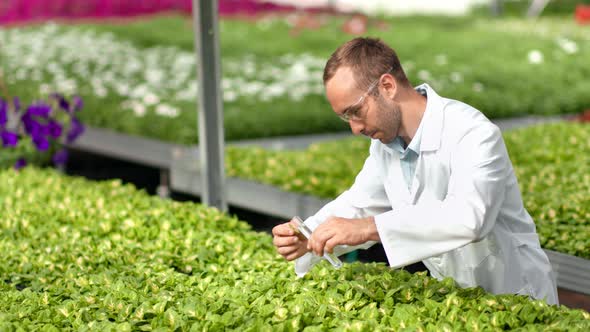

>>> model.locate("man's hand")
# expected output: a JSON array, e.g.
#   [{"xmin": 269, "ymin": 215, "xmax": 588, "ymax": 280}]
[
  {"xmin": 307, "ymin": 216, "xmax": 379, "ymax": 256},
  {"xmin": 272, "ymin": 219, "xmax": 309, "ymax": 261}
]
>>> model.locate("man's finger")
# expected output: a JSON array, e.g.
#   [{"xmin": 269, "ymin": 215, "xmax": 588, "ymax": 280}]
[
  {"xmin": 272, "ymin": 223, "xmax": 294, "ymax": 237},
  {"xmin": 273, "ymin": 236, "xmax": 299, "ymax": 247},
  {"xmin": 285, "ymin": 247, "xmax": 308, "ymax": 261},
  {"xmin": 311, "ymin": 227, "xmax": 334, "ymax": 256},
  {"xmin": 324, "ymin": 238, "xmax": 339, "ymax": 254},
  {"xmin": 277, "ymin": 245, "xmax": 298, "ymax": 256}
]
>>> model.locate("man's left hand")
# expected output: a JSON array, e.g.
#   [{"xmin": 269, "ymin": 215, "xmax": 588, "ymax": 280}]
[{"xmin": 307, "ymin": 216, "xmax": 380, "ymax": 257}]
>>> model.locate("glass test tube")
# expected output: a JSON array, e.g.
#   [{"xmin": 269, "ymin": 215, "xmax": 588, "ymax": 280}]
[{"xmin": 292, "ymin": 216, "xmax": 343, "ymax": 269}]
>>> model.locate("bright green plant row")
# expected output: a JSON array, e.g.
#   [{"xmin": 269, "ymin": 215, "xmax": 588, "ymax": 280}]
[
  {"xmin": 226, "ymin": 122, "xmax": 590, "ymax": 259},
  {"xmin": 1, "ymin": 168, "xmax": 589, "ymax": 330},
  {"xmin": 505, "ymin": 122, "xmax": 590, "ymax": 258},
  {"xmin": 1, "ymin": 15, "xmax": 589, "ymax": 144}
]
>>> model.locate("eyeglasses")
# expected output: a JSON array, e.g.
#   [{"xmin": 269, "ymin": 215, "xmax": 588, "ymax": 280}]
[{"xmin": 337, "ymin": 67, "xmax": 393, "ymax": 123}]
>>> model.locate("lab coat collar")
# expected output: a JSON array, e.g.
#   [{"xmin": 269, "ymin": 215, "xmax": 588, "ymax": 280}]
[{"xmin": 414, "ymin": 83, "xmax": 444, "ymax": 152}]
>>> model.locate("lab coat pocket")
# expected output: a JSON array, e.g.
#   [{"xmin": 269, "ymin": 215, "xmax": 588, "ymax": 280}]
[
  {"xmin": 456, "ymin": 234, "xmax": 499, "ymax": 269},
  {"xmin": 448, "ymin": 234, "xmax": 502, "ymax": 288}
]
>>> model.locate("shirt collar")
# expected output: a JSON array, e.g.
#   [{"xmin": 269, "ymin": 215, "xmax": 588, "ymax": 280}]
[{"xmin": 415, "ymin": 83, "xmax": 444, "ymax": 152}]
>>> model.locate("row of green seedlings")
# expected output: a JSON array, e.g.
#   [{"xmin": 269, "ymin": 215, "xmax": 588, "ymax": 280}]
[
  {"xmin": 226, "ymin": 122, "xmax": 590, "ymax": 259},
  {"xmin": 0, "ymin": 167, "xmax": 588, "ymax": 330}
]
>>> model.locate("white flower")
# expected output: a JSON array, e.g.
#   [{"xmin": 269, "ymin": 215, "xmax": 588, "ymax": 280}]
[
  {"xmin": 145, "ymin": 69, "xmax": 164, "ymax": 85},
  {"xmin": 94, "ymin": 86, "xmax": 108, "ymax": 98},
  {"xmin": 417, "ymin": 70, "xmax": 432, "ymax": 81},
  {"xmin": 24, "ymin": 56, "xmax": 38, "ymax": 68},
  {"xmin": 115, "ymin": 83, "xmax": 130, "ymax": 95},
  {"xmin": 131, "ymin": 85, "xmax": 149, "ymax": 99},
  {"xmin": 287, "ymin": 62, "xmax": 309, "ymax": 82},
  {"xmin": 155, "ymin": 104, "xmax": 180, "ymax": 118},
  {"xmin": 58, "ymin": 79, "xmax": 77, "ymax": 94},
  {"xmin": 0, "ymin": 24, "xmax": 329, "ymax": 107},
  {"xmin": 435, "ymin": 54, "xmax": 448, "ymax": 66},
  {"xmin": 472, "ymin": 82, "xmax": 484, "ymax": 92},
  {"xmin": 243, "ymin": 61, "xmax": 256, "ymax": 76},
  {"xmin": 143, "ymin": 93, "xmax": 160, "ymax": 106},
  {"xmin": 266, "ymin": 83, "xmax": 286, "ymax": 98},
  {"xmin": 242, "ymin": 82, "xmax": 264, "ymax": 96},
  {"xmin": 450, "ymin": 72, "xmax": 463, "ymax": 83},
  {"xmin": 39, "ymin": 83, "xmax": 51, "ymax": 95},
  {"xmin": 175, "ymin": 89, "xmax": 196, "ymax": 101},
  {"xmin": 132, "ymin": 102, "xmax": 146, "ymax": 117},
  {"xmin": 556, "ymin": 38, "xmax": 578, "ymax": 54},
  {"xmin": 223, "ymin": 90, "xmax": 238, "ymax": 102},
  {"xmin": 527, "ymin": 50, "xmax": 544, "ymax": 64}
]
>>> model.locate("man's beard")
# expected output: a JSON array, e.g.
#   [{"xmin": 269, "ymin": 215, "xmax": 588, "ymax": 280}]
[{"xmin": 375, "ymin": 93, "xmax": 401, "ymax": 144}]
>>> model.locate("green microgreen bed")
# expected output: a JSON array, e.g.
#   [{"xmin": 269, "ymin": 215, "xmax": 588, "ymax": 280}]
[
  {"xmin": 1, "ymin": 167, "xmax": 589, "ymax": 330},
  {"xmin": 1, "ymin": 15, "xmax": 588, "ymax": 144},
  {"xmin": 226, "ymin": 122, "xmax": 590, "ymax": 259}
]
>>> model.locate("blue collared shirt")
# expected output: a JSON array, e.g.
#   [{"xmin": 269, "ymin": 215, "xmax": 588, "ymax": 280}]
[{"xmin": 386, "ymin": 87, "xmax": 427, "ymax": 190}]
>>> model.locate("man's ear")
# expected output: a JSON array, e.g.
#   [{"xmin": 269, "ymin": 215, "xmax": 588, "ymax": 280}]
[{"xmin": 380, "ymin": 73, "xmax": 397, "ymax": 100}]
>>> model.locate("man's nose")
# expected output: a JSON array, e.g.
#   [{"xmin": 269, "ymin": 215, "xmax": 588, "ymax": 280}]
[{"xmin": 349, "ymin": 120, "xmax": 364, "ymax": 136}]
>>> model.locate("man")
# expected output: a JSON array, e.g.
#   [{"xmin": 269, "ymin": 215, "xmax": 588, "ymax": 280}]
[{"xmin": 272, "ymin": 37, "xmax": 558, "ymax": 305}]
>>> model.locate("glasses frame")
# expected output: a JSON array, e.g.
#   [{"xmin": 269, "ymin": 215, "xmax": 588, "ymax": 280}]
[{"xmin": 337, "ymin": 67, "xmax": 393, "ymax": 123}]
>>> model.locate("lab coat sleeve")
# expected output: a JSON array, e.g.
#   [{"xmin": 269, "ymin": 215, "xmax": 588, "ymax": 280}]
[
  {"xmin": 374, "ymin": 123, "xmax": 509, "ymax": 268},
  {"xmin": 295, "ymin": 144, "xmax": 391, "ymax": 276},
  {"xmin": 309, "ymin": 144, "xmax": 392, "ymax": 225}
]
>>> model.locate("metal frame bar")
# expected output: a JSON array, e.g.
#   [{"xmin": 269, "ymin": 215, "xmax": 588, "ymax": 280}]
[
  {"xmin": 545, "ymin": 250, "xmax": 590, "ymax": 295},
  {"xmin": 193, "ymin": 0, "xmax": 227, "ymax": 211}
]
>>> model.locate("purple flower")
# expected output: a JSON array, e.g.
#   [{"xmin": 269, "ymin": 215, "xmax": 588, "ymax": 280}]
[
  {"xmin": 3, "ymin": 95, "xmax": 84, "ymax": 169},
  {"xmin": 22, "ymin": 115, "xmax": 42, "ymax": 136},
  {"xmin": 32, "ymin": 134, "xmax": 49, "ymax": 151},
  {"xmin": 51, "ymin": 93, "xmax": 70, "ymax": 112},
  {"xmin": 72, "ymin": 96, "xmax": 83, "ymax": 112},
  {"xmin": 1, "ymin": 130, "xmax": 18, "ymax": 147},
  {"xmin": 52, "ymin": 149, "xmax": 69, "ymax": 166},
  {"xmin": 0, "ymin": 99, "xmax": 7, "ymax": 127},
  {"xmin": 66, "ymin": 117, "xmax": 84, "ymax": 143},
  {"xmin": 25, "ymin": 103, "xmax": 51, "ymax": 118},
  {"xmin": 47, "ymin": 120, "xmax": 62, "ymax": 138},
  {"xmin": 14, "ymin": 158, "xmax": 27, "ymax": 170}
]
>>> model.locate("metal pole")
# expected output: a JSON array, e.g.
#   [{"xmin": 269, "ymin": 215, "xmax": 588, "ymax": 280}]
[
  {"xmin": 192, "ymin": 0, "xmax": 227, "ymax": 212},
  {"xmin": 491, "ymin": 0, "xmax": 503, "ymax": 16},
  {"xmin": 526, "ymin": 0, "xmax": 551, "ymax": 18}
]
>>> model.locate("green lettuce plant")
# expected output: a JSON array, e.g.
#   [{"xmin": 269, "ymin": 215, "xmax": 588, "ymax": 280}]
[{"xmin": 0, "ymin": 167, "xmax": 589, "ymax": 330}]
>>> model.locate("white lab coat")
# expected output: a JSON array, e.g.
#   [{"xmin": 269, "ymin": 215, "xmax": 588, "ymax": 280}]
[{"xmin": 296, "ymin": 84, "xmax": 559, "ymax": 305}]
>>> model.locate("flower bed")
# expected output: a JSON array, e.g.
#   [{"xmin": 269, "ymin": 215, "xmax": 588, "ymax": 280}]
[
  {"xmin": 1, "ymin": 15, "xmax": 588, "ymax": 144},
  {"xmin": 226, "ymin": 122, "xmax": 590, "ymax": 259},
  {"xmin": 1, "ymin": 167, "xmax": 589, "ymax": 329},
  {"xmin": 0, "ymin": 94, "xmax": 85, "ymax": 169}
]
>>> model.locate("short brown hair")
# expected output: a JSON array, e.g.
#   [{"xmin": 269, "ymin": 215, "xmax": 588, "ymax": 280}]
[{"xmin": 323, "ymin": 37, "xmax": 411, "ymax": 91}]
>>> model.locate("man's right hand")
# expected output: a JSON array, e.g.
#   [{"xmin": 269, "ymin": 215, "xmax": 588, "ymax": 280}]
[{"xmin": 272, "ymin": 219, "xmax": 309, "ymax": 261}]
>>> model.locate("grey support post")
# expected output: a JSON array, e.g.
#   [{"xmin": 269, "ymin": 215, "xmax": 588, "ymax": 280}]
[
  {"xmin": 192, "ymin": 0, "xmax": 228, "ymax": 211},
  {"xmin": 491, "ymin": 0, "xmax": 503, "ymax": 16}
]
